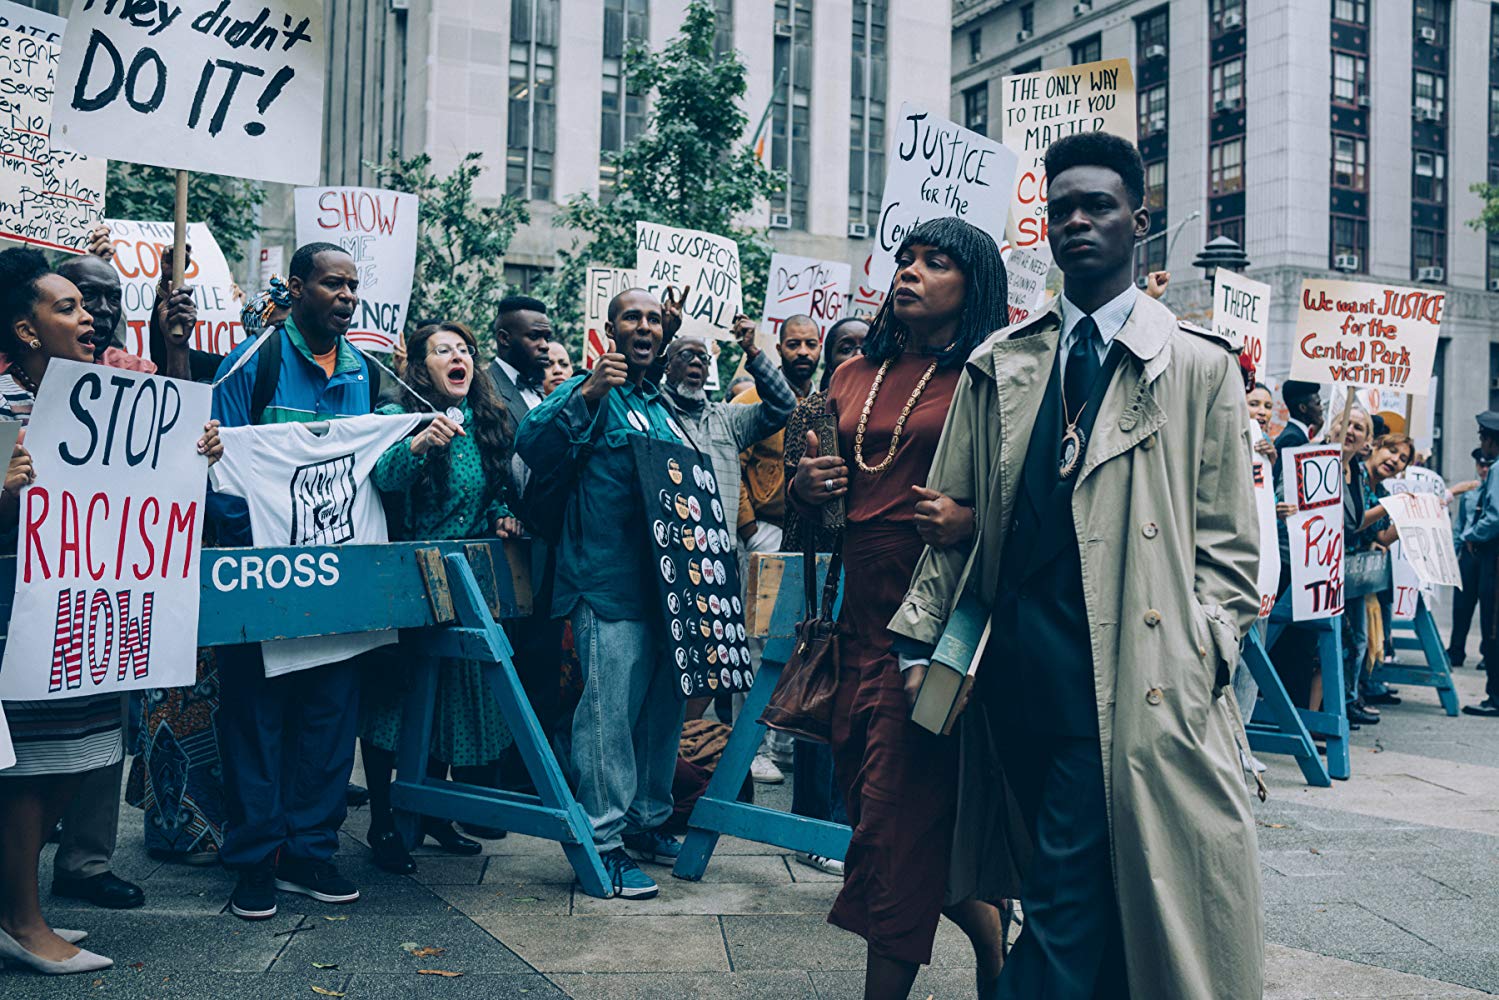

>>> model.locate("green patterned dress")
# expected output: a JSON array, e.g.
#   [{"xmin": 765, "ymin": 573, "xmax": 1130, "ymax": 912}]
[{"xmin": 360, "ymin": 400, "xmax": 513, "ymax": 766}]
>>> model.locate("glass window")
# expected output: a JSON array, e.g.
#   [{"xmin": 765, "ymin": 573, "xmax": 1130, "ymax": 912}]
[
  {"xmin": 1136, "ymin": 8, "xmax": 1169, "ymax": 57},
  {"xmin": 1209, "ymin": 138, "xmax": 1244, "ymax": 195},
  {"xmin": 1413, "ymin": 228, "xmax": 1446, "ymax": 272},
  {"xmin": 1414, "ymin": 0, "xmax": 1449, "ymax": 45},
  {"xmin": 969, "ymin": 28, "xmax": 982, "ymax": 64},
  {"xmin": 963, "ymin": 83, "xmax": 989, "ymax": 136},
  {"xmin": 1020, "ymin": 3, "xmax": 1034, "ymax": 33},
  {"xmin": 713, "ymin": 0, "xmax": 733, "ymax": 56},
  {"xmin": 1210, "ymin": 0, "xmax": 1245, "ymax": 30},
  {"xmin": 1138, "ymin": 85, "xmax": 1167, "ymax": 136},
  {"xmin": 600, "ymin": 0, "xmax": 649, "ymax": 195},
  {"xmin": 771, "ymin": 0, "xmax": 814, "ymax": 228},
  {"xmin": 1210, "ymin": 56, "xmax": 1244, "ymax": 108},
  {"xmin": 1331, "ymin": 134, "xmax": 1367, "ymax": 190},
  {"xmin": 1487, "ymin": 234, "xmax": 1499, "ymax": 289},
  {"xmin": 1134, "ymin": 233, "xmax": 1167, "ymax": 276},
  {"xmin": 1413, "ymin": 150, "xmax": 1446, "ymax": 202},
  {"xmin": 1414, "ymin": 71, "xmax": 1446, "ymax": 120},
  {"xmin": 1209, "ymin": 218, "xmax": 1245, "ymax": 246},
  {"xmin": 1331, "ymin": 52, "xmax": 1366, "ymax": 105},
  {"xmin": 1071, "ymin": 34, "xmax": 1101, "ymax": 65},
  {"xmin": 507, "ymin": 0, "xmax": 559, "ymax": 202},
  {"xmin": 1333, "ymin": 0, "xmax": 1367, "ymax": 23},
  {"xmin": 1012, "ymin": 58, "xmax": 1042, "ymax": 74},
  {"xmin": 1144, "ymin": 159, "xmax": 1166, "ymax": 212},
  {"xmin": 848, "ymin": 0, "xmax": 887, "ymax": 230},
  {"xmin": 1490, "ymin": 86, "xmax": 1499, "ymax": 137},
  {"xmin": 1330, "ymin": 215, "xmax": 1367, "ymax": 269}
]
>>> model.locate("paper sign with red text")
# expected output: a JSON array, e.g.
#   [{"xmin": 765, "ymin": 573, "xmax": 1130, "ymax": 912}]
[
  {"xmin": 1282, "ymin": 444, "xmax": 1344, "ymax": 621},
  {"xmin": 1379, "ymin": 490, "xmax": 1461, "ymax": 588},
  {"xmin": 583, "ymin": 264, "xmax": 637, "ymax": 370},
  {"xmin": 295, "ymin": 187, "xmax": 417, "ymax": 352},
  {"xmin": 106, "ymin": 219, "xmax": 241, "ymax": 358},
  {"xmin": 1214, "ymin": 269, "xmax": 1271, "ymax": 367},
  {"xmin": 1291, "ymin": 279, "xmax": 1442, "ymax": 393}
]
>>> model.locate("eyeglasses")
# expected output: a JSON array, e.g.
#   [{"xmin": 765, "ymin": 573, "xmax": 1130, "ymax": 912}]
[
  {"xmin": 675, "ymin": 349, "xmax": 711, "ymax": 364},
  {"xmin": 431, "ymin": 343, "xmax": 473, "ymax": 358}
]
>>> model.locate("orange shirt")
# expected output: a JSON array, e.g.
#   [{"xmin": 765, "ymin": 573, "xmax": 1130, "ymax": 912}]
[{"xmin": 313, "ymin": 345, "xmax": 338, "ymax": 378}]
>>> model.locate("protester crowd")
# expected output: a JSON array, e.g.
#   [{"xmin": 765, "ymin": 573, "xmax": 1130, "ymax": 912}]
[{"xmin": 0, "ymin": 132, "xmax": 1492, "ymax": 1000}]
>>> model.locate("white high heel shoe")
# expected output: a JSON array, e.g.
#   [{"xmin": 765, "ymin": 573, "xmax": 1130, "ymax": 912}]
[
  {"xmin": 55, "ymin": 929, "xmax": 88, "ymax": 944},
  {"xmin": 0, "ymin": 927, "xmax": 112, "ymax": 974}
]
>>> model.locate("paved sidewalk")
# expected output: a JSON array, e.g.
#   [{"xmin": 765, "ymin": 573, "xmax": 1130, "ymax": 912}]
[{"xmin": 12, "ymin": 656, "xmax": 1499, "ymax": 998}]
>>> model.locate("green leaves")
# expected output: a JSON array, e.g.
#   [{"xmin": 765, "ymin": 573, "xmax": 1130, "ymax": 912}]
[{"xmin": 104, "ymin": 163, "xmax": 266, "ymax": 266}]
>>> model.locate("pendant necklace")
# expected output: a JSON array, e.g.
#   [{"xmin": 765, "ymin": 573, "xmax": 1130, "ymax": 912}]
[
  {"xmin": 1057, "ymin": 378, "xmax": 1087, "ymax": 480},
  {"xmin": 854, "ymin": 357, "xmax": 939, "ymax": 474}
]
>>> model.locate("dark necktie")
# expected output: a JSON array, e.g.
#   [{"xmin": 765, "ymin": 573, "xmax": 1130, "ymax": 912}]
[{"xmin": 1064, "ymin": 316, "xmax": 1101, "ymax": 424}]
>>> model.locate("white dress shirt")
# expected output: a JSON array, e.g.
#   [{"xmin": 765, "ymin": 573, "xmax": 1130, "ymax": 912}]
[
  {"xmin": 496, "ymin": 356, "xmax": 542, "ymax": 411},
  {"xmin": 1057, "ymin": 285, "xmax": 1139, "ymax": 381}
]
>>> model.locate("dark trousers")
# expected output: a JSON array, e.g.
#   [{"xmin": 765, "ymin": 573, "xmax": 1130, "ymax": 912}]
[
  {"xmin": 498, "ymin": 614, "xmax": 564, "ymax": 793},
  {"xmin": 997, "ymin": 734, "xmax": 1127, "ymax": 1000},
  {"xmin": 790, "ymin": 738, "xmax": 848, "ymax": 826},
  {"xmin": 1449, "ymin": 547, "xmax": 1480, "ymax": 662},
  {"xmin": 216, "ymin": 644, "xmax": 361, "ymax": 868},
  {"xmin": 1478, "ymin": 553, "xmax": 1499, "ymax": 704}
]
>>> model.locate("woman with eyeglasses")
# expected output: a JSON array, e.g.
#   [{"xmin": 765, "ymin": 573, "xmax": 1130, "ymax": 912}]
[{"xmin": 359, "ymin": 321, "xmax": 523, "ymax": 874}]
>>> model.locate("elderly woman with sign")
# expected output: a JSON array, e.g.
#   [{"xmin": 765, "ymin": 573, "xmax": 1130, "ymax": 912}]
[{"xmin": 0, "ymin": 247, "xmax": 222, "ymax": 976}]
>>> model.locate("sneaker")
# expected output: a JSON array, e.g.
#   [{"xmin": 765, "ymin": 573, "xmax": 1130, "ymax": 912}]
[
  {"xmin": 275, "ymin": 858, "xmax": 360, "ymax": 904},
  {"xmin": 750, "ymin": 754, "xmax": 784, "ymax": 784},
  {"xmin": 1461, "ymin": 699, "xmax": 1499, "ymax": 717},
  {"xmin": 230, "ymin": 862, "xmax": 278, "ymax": 920},
  {"xmin": 795, "ymin": 852, "xmax": 846, "ymax": 876},
  {"xmin": 622, "ymin": 829, "xmax": 682, "ymax": 866},
  {"xmin": 602, "ymin": 847, "xmax": 659, "ymax": 899}
]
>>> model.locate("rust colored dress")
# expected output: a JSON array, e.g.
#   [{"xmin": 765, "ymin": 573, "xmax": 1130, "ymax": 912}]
[{"xmin": 822, "ymin": 352, "xmax": 964, "ymax": 966}]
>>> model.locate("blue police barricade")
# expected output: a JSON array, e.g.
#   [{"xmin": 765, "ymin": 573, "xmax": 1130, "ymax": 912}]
[{"xmin": 1376, "ymin": 595, "xmax": 1460, "ymax": 716}]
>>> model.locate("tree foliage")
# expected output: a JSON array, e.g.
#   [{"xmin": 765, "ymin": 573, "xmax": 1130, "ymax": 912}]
[
  {"xmin": 1467, "ymin": 182, "xmax": 1499, "ymax": 235},
  {"xmin": 372, "ymin": 151, "xmax": 530, "ymax": 351},
  {"xmin": 104, "ymin": 163, "xmax": 266, "ymax": 265},
  {"xmin": 544, "ymin": 0, "xmax": 781, "ymax": 367}
]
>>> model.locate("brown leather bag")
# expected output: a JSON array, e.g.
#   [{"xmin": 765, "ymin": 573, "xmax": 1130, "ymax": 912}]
[{"xmin": 759, "ymin": 537, "xmax": 842, "ymax": 743}]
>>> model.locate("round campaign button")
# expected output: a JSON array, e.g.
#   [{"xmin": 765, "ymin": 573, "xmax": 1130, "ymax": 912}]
[
  {"xmin": 706, "ymin": 528, "xmax": 721, "ymax": 554},
  {"xmin": 445, "ymin": 406, "xmax": 465, "ymax": 426},
  {"xmin": 714, "ymin": 560, "xmax": 727, "ymax": 586},
  {"xmin": 652, "ymin": 520, "xmax": 669, "ymax": 548},
  {"xmin": 688, "ymin": 496, "xmax": 702, "ymax": 522},
  {"xmin": 687, "ymin": 560, "xmax": 701, "ymax": 585},
  {"xmin": 713, "ymin": 619, "xmax": 724, "ymax": 640},
  {"xmin": 711, "ymin": 498, "xmax": 724, "ymax": 524},
  {"xmin": 728, "ymin": 645, "xmax": 740, "ymax": 666},
  {"xmin": 659, "ymin": 490, "xmax": 674, "ymax": 515},
  {"xmin": 679, "ymin": 673, "xmax": 693, "ymax": 696},
  {"xmin": 694, "ymin": 526, "xmax": 708, "ymax": 551},
  {"xmin": 674, "ymin": 648, "xmax": 686, "ymax": 669},
  {"xmin": 691, "ymin": 648, "xmax": 702, "ymax": 666},
  {"xmin": 731, "ymin": 595, "xmax": 742, "ymax": 615},
  {"xmin": 732, "ymin": 668, "xmax": 744, "ymax": 688},
  {"xmin": 671, "ymin": 619, "xmax": 683, "ymax": 641},
  {"xmin": 667, "ymin": 593, "xmax": 680, "ymax": 615},
  {"xmin": 706, "ymin": 646, "xmax": 718, "ymax": 665},
  {"xmin": 682, "ymin": 525, "xmax": 696, "ymax": 551},
  {"xmin": 742, "ymin": 666, "xmax": 754, "ymax": 686},
  {"xmin": 674, "ymin": 493, "xmax": 690, "ymax": 519},
  {"xmin": 700, "ymin": 619, "xmax": 711, "ymax": 638},
  {"xmin": 667, "ymin": 457, "xmax": 683, "ymax": 485},
  {"xmin": 704, "ymin": 469, "xmax": 717, "ymax": 494},
  {"xmin": 696, "ymin": 593, "xmax": 709, "ymax": 614},
  {"xmin": 720, "ymin": 668, "xmax": 733, "ymax": 689},
  {"xmin": 718, "ymin": 643, "xmax": 729, "ymax": 664},
  {"xmin": 737, "ymin": 623, "xmax": 746, "ymax": 642},
  {"xmin": 659, "ymin": 557, "xmax": 676, "ymax": 583},
  {"xmin": 709, "ymin": 594, "xmax": 721, "ymax": 615},
  {"xmin": 707, "ymin": 671, "xmax": 719, "ymax": 690},
  {"xmin": 627, "ymin": 410, "xmax": 649, "ymax": 432},
  {"xmin": 693, "ymin": 465, "xmax": 706, "ymax": 489}
]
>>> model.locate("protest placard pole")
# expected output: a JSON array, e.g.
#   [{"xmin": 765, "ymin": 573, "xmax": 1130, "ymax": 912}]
[{"xmin": 170, "ymin": 169, "xmax": 189, "ymax": 340}]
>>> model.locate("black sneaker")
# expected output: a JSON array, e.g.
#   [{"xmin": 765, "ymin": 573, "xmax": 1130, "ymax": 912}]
[
  {"xmin": 275, "ymin": 858, "xmax": 360, "ymax": 904},
  {"xmin": 230, "ymin": 862, "xmax": 278, "ymax": 920}
]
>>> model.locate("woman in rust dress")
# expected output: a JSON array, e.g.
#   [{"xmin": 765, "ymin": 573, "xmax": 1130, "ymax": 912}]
[{"xmin": 790, "ymin": 217, "xmax": 1009, "ymax": 1000}]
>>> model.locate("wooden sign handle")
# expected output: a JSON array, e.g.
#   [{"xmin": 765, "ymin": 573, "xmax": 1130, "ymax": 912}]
[{"xmin": 169, "ymin": 169, "xmax": 188, "ymax": 341}]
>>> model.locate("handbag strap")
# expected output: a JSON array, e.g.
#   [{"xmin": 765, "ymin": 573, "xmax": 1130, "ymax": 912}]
[
  {"xmin": 800, "ymin": 531, "xmax": 844, "ymax": 622},
  {"xmin": 818, "ymin": 531, "xmax": 844, "ymax": 621}
]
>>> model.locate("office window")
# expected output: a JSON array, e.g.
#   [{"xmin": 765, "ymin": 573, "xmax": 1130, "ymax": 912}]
[
  {"xmin": 848, "ymin": 0, "xmax": 887, "ymax": 230},
  {"xmin": 507, "ymin": 0, "xmax": 558, "ymax": 202},
  {"xmin": 1071, "ymin": 34, "xmax": 1101, "ymax": 65},
  {"xmin": 503, "ymin": 263, "xmax": 552, "ymax": 294},
  {"xmin": 1013, "ymin": 58, "xmax": 1042, "ymax": 74},
  {"xmin": 713, "ymin": 0, "xmax": 733, "ymax": 56},
  {"xmin": 1413, "ymin": 150, "xmax": 1446, "ymax": 202},
  {"xmin": 1210, "ymin": 56, "xmax": 1244, "ymax": 108},
  {"xmin": 1332, "ymin": 52, "xmax": 1366, "ymax": 105},
  {"xmin": 1487, "ymin": 234, "xmax": 1499, "ymax": 289},
  {"xmin": 1211, "ymin": 0, "xmax": 1244, "ymax": 29},
  {"xmin": 1134, "ymin": 235, "xmax": 1167, "ymax": 275},
  {"xmin": 771, "ymin": 0, "xmax": 814, "ymax": 228},
  {"xmin": 1331, "ymin": 215, "xmax": 1367, "ymax": 268},
  {"xmin": 969, "ymin": 28, "xmax": 982, "ymax": 64},
  {"xmin": 600, "ymin": 0, "xmax": 649, "ymax": 194},
  {"xmin": 1490, "ymin": 86, "xmax": 1499, "ymax": 137},
  {"xmin": 1020, "ymin": 4, "xmax": 1034, "ymax": 34},
  {"xmin": 1414, "ymin": 71, "xmax": 1446, "ymax": 120},
  {"xmin": 1413, "ymin": 228, "xmax": 1446, "ymax": 272},
  {"xmin": 1144, "ymin": 159, "xmax": 1166, "ymax": 213},
  {"xmin": 1136, "ymin": 8, "xmax": 1169, "ymax": 57},
  {"xmin": 1332, "ymin": 0, "xmax": 1366, "ymax": 23},
  {"xmin": 1138, "ymin": 85, "xmax": 1167, "ymax": 137},
  {"xmin": 1414, "ymin": 0, "xmax": 1449, "ymax": 45},
  {"xmin": 1209, "ymin": 218, "xmax": 1245, "ymax": 246},
  {"xmin": 963, "ymin": 84, "xmax": 989, "ymax": 136},
  {"xmin": 1331, "ymin": 134, "xmax": 1367, "ymax": 190},
  {"xmin": 1209, "ymin": 138, "xmax": 1244, "ymax": 194}
]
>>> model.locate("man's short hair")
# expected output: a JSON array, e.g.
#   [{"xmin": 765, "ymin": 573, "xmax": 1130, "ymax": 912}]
[
  {"xmin": 1043, "ymin": 132, "xmax": 1146, "ymax": 209},
  {"xmin": 779, "ymin": 314, "xmax": 816, "ymax": 339},
  {"xmin": 1281, "ymin": 380, "xmax": 1322, "ymax": 409},
  {"xmin": 496, "ymin": 294, "xmax": 547, "ymax": 319},
  {"xmin": 289, "ymin": 242, "xmax": 347, "ymax": 282},
  {"xmin": 607, "ymin": 287, "xmax": 657, "ymax": 325}
]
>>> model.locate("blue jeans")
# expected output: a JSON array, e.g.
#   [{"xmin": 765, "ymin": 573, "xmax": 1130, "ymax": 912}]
[{"xmin": 568, "ymin": 601, "xmax": 684, "ymax": 853}]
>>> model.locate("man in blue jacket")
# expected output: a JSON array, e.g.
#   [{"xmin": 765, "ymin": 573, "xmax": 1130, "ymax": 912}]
[
  {"xmin": 1461, "ymin": 412, "xmax": 1499, "ymax": 717},
  {"xmin": 209, "ymin": 243, "xmax": 378, "ymax": 919}
]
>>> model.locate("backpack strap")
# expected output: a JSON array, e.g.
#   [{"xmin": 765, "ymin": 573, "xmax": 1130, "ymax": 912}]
[
  {"xmin": 366, "ymin": 353, "xmax": 382, "ymax": 412},
  {"xmin": 248, "ymin": 326, "xmax": 284, "ymax": 425}
]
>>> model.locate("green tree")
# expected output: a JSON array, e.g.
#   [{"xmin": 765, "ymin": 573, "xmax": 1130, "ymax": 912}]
[
  {"xmin": 544, "ymin": 0, "xmax": 781, "ymax": 372},
  {"xmin": 372, "ymin": 150, "xmax": 530, "ymax": 351},
  {"xmin": 1468, "ymin": 182, "xmax": 1499, "ymax": 236},
  {"xmin": 104, "ymin": 163, "xmax": 266, "ymax": 265}
]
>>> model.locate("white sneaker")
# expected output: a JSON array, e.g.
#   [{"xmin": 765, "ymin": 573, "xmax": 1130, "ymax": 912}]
[
  {"xmin": 796, "ymin": 852, "xmax": 845, "ymax": 876},
  {"xmin": 750, "ymin": 754, "xmax": 784, "ymax": 784}
]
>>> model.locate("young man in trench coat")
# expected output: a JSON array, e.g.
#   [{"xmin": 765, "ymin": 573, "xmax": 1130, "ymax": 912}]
[{"xmin": 889, "ymin": 133, "xmax": 1264, "ymax": 999}]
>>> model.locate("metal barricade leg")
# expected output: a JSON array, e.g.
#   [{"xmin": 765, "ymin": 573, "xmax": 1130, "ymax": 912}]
[{"xmin": 1243, "ymin": 629, "xmax": 1331, "ymax": 787}]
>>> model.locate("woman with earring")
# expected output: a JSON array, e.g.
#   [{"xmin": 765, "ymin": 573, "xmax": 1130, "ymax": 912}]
[
  {"xmin": 0, "ymin": 248, "xmax": 221, "ymax": 974},
  {"xmin": 789, "ymin": 218, "xmax": 1010, "ymax": 1000}
]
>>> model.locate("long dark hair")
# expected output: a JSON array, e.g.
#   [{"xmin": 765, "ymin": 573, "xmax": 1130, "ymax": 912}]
[
  {"xmin": 397, "ymin": 322, "xmax": 513, "ymax": 508},
  {"xmin": 863, "ymin": 217, "xmax": 1007, "ymax": 370}
]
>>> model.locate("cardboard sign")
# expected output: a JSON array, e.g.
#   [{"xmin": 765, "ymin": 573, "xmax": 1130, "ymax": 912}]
[
  {"xmin": 107, "ymin": 218, "xmax": 242, "ymax": 358},
  {"xmin": 52, "ymin": 0, "xmax": 325, "ymax": 186},
  {"xmin": 582, "ymin": 264, "xmax": 637, "ymax": 370},
  {"xmin": 762, "ymin": 253, "xmax": 850, "ymax": 344},
  {"xmin": 849, "ymin": 252, "xmax": 887, "ymax": 318},
  {"xmin": 1379, "ymin": 490, "xmax": 1461, "ymax": 588},
  {"xmin": 1292, "ymin": 279, "xmax": 1442, "ymax": 393},
  {"xmin": 1251, "ymin": 443, "xmax": 1280, "ymax": 619},
  {"xmin": 258, "ymin": 244, "xmax": 283, "ymax": 289},
  {"xmin": 295, "ymin": 186, "xmax": 417, "ymax": 352},
  {"xmin": 1214, "ymin": 269, "xmax": 1271, "ymax": 369},
  {"xmin": 0, "ymin": 29, "xmax": 107, "ymax": 254},
  {"xmin": 1004, "ymin": 248, "xmax": 1050, "ymax": 325},
  {"xmin": 0, "ymin": 361, "xmax": 210, "ymax": 700},
  {"xmin": 1389, "ymin": 540, "xmax": 1421, "ymax": 622},
  {"xmin": 1000, "ymin": 59, "xmax": 1136, "ymax": 267},
  {"xmin": 1282, "ymin": 444, "xmax": 1344, "ymax": 621},
  {"xmin": 0, "ymin": 0, "xmax": 64, "ymax": 43},
  {"xmin": 634, "ymin": 222, "xmax": 742, "ymax": 341},
  {"xmin": 867, "ymin": 103, "xmax": 1019, "ymax": 292},
  {"xmin": 630, "ymin": 436, "xmax": 753, "ymax": 699}
]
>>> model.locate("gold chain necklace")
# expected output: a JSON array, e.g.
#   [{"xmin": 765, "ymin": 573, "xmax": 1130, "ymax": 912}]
[{"xmin": 854, "ymin": 357, "xmax": 939, "ymax": 474}]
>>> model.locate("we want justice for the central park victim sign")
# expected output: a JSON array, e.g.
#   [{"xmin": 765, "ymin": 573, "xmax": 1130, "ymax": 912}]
[{"xmin": 1291, "ymin": 279, "xmax": 1443, "ymax": 392}]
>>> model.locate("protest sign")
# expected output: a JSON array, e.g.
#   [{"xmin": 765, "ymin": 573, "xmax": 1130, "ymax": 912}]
[
  {"xmin": 0, "ymin": 29, "xmax": 107, "ymax": 254},
  {"xmin": 762, "ymin": 253, "xmax": 850, "ymax": 343},
  {"xmin": 1250, "ymin": 443, "xmax": 1280, "ymax": 619},
  {"xmin": 0, "ymin": 0, "xmax": 64, "ymax": 43},
  {"xmin": 1004, "ymin": 247, "xmax": 1050, "ymax": 325},
  {"xmin": 295, "ymin": 186, "xmax": 417, "ymax": 352},
  {"xmin": 107, "ymin": 219, "xmax": 242, "ymax": 357},
  {"xmin": 635, "ymin": 222, "xmax": 742, "ymax": 341},
  {"xmin": 51, "ymin": 0, "xmax": 325, "ymax": 186},
  {"xmin": 0, "ymin": 360, "xmax": 210, "ymax": 700},
  {"xmin": 867, "ymin": 103, "xmax": 1019, "ymax": 292},
  {"xmin": 1292, "ymin": 279, "xmax": 1442, "ymax": 393},
  {"xmin": 1000, "ymin": 59, "xmax": 1136, "ymax": 267},
  {"xmin": 1390, "ymin": 540, "xmax": 1422, "ymax": 622},
  {"xmin": 1213, "ymin": 269, "xmax": 1271, "ymax": 368},
  {"xmin": 1282, "ymin": 444, "xmax": 1344, "ymax": 621},
  {"xmin": 850, "ymin": 253, "xmax": 887, "ymax": 317},
  {"xmin": 583, "ymin": 264, "xmax": 637, "ymax": 370},
  {"xmin": 1379, "ymin": 490, "xmax": 1462, "ymax": 589},
  {"xmin": 258, "ymin": 244, "xmax": 283, "ymax": 289}
]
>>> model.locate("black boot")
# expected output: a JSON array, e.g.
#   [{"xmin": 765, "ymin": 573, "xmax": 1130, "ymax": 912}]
[{"xmin": 421, "ymin": 819, "xmax": 483, "ymax": 856}]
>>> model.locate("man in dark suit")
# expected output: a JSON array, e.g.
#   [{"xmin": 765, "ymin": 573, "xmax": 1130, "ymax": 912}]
[
  {"xmin": 1272, "ymin": 379, "xmax": 1324, "ymax": 483},
  {"xmin": 489, "ymin": 295, "xmax": 553, "ymax": 448}
]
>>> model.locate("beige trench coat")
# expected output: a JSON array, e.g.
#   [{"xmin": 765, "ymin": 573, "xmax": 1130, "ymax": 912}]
[{"xmin": 890, "ymin": 291, "xmax": 1264, "ymax": 999}]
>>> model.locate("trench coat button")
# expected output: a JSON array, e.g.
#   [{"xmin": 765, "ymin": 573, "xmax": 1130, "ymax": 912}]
[
  {"xmin": 1141, "ymin": 522, "xmax": 1158, "ymax": 539},
  {"xmin": 1198, "ymin": 644, "xmax": 1208, "ymax": 657},
  {"xmin": 1143, "ymin": 609, "xmax": 1162, "ymax": 627},
  {"xmin": 1141, "ymin": 434, "xmax": 1156, "ymax": 451},
  {"xmin": 1146, "ymin": 687, "xmax": 1163, "ymax": 706}
]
